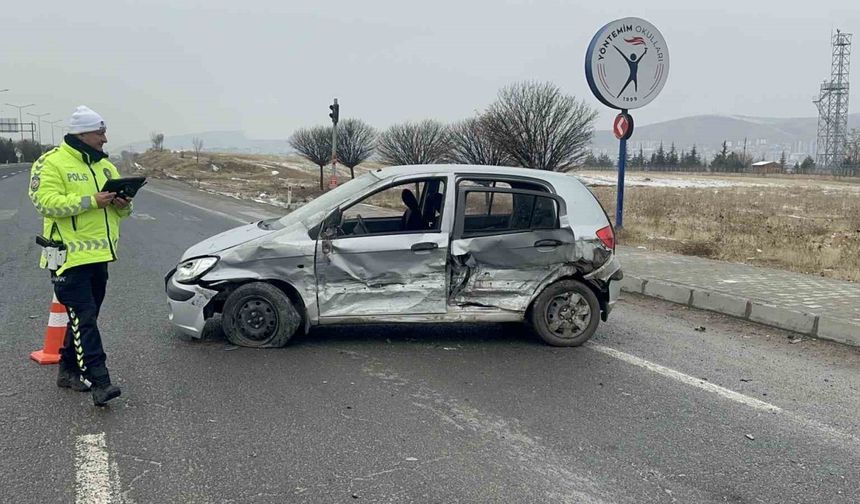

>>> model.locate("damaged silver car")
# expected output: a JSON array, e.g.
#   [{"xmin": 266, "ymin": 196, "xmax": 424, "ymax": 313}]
[{"xmin": 165, "ymin": 165, "xmax": 622, "ymax": 347}]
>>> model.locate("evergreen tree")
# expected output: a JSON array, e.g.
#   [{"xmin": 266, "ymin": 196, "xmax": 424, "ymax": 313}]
[
  {"xmin": 667, "ymin": 142, "xmax": 679, "ymax": 169},
  {"xmin": 687, "ymin": 145, "xmax": 701, "ymax": 168},
  {"xmin": 711, "ymin": 141, "xmax": 729, "ymax": 172},
  {"xmin": 653, "ymin": 142, "xmax": 666, "ymax": 169},
  {"xmin": 596, "ymin": 153, "xmax": 613, "ymax": 167},
  {"xmin": 779, "ymin": 151, "xmax": 786, "ymax": 172},
  {"xmin": 800, "ymin": 155, "xmax": 815, "ymax": 174}
]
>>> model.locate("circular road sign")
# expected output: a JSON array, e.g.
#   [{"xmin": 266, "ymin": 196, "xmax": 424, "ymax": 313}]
[
  {"xmin": 585, "ymin": 17, "xmax": 670, "ymax": 110},
  {"xmin": 613, "ymin": 112, "xmax": 634, "ymax": 140}
]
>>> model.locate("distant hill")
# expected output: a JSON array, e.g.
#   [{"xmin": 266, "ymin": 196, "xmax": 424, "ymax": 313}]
[
  {"xmin": 591, "ymin": 113, "xmax": 860, "ymax": 160},
  {"xmin": 116, "ymin": 130, "xmax": 291, "ymax": 155}
]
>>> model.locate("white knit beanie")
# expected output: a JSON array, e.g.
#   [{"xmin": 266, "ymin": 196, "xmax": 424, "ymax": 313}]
[{"xmin": 67, "ymin": 105, "xmax": 106, "ymax": 134}]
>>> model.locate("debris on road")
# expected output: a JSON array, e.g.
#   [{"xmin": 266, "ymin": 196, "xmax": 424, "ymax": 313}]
[
  {"xmin": 745, "ymin": 434, "xmax": 755, "ymax": 441},
  {"xmin": 740, "ymin": 378, "xmax": 752, "ymax": 382},
  {"xmin": 694, "ymin": 326, "xmax": 706, "ymax": 332},
  {"xmin": 405, "ymin": 457, "xmax": 418, "ymax": 461}
]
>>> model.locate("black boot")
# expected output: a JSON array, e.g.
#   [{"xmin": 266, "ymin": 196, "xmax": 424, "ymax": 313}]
[
  {"xmin": 87, "ymin": 366, "xmax": 121, "ymax": 407},
  {"xmin": 57, "ymin": 360, "xmax": 91, "ymax": 392}
]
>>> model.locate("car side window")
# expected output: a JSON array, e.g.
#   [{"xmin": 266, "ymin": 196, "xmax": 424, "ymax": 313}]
[
  {"xmin": 460, "ymin": 189, "xmax": 559, "ymax": 237},
  {"xmin": 337, "ymin": 178, "xmax": 446, "ymax": 237}
]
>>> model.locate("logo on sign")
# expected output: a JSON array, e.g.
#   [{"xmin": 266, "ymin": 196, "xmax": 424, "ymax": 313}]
[{"xmin": 585, "ymin": 18, "xmax": 670, "ymax": 110}]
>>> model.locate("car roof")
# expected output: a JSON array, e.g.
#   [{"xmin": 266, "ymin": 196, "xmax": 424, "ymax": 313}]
[{"xmin": 372, "ymin": 164, "xmax": 574, "ymax": 182}]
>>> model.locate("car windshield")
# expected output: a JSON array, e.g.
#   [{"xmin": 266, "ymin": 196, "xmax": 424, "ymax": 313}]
[{"xmin": 274, "ymin": 171, "xmax": 382, "ymax": 229}]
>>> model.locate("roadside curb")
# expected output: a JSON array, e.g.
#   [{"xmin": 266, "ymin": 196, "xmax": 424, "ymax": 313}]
[{"xmin": 619, "ymin": 275, "xmax": 860, "ymax": 349}]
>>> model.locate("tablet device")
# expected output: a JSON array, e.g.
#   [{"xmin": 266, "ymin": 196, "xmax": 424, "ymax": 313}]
[{"xmin": 102, "ymin": 176, "xmax": 147, "ymax": 199}]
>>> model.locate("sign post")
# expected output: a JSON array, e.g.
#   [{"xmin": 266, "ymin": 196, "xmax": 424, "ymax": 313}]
[{"xmin": 585, "ymin": 17, "xmax": 669, "ymax": 228}]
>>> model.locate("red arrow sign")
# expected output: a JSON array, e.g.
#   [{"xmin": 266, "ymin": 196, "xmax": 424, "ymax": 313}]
[{"xmin": 613, "ymin": 113, "xmax": 633, "ymax": 140}]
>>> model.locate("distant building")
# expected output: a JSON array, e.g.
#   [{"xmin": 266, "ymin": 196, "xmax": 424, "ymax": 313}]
[{"xmin": 750, "ymin": 160, "xmax": 781, "ymax": 174}]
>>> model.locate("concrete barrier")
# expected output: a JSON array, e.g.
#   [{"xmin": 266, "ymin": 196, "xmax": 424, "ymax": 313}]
[
  {"xmin": 619, "ymin": 275, "xmax": 645, "ymax": 294},
  {"xmin": 691, "ymin": 290, "xmax": 750, "ymax": 319},
  {"xmin": 643, "ymin": 280, "xmax": 693, "ymax": 305},
  {"xmin": 748, "ymin": 303, "xmax": 816, "ymax": 335},
  {"xmin": 816, "ymin": 317, "xmax": 860, "ymax": 347}
]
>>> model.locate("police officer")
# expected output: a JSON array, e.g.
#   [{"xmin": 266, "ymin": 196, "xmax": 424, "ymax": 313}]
[{"xmin": 29, "ymin": 105, "xmax": 132, "ymax": 406}]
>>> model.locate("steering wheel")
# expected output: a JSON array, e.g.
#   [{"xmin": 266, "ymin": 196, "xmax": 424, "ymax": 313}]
[{"xmin": 354, "ymin": 214, "xmax": 369, "ymax": 235}]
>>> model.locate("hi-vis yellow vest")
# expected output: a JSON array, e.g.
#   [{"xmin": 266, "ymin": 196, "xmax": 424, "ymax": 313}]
[{"xmin": 28, "ymin": 141, "xmax": 132, "ymax": 275}]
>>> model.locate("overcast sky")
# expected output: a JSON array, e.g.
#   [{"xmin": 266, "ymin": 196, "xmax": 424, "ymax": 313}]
[{"xmin": 3, "ymin": 0, "xmax": 858, "ymax": 147}]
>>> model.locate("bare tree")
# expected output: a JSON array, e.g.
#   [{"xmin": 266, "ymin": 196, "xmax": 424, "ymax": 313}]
[
  {"xmin": 846, "ymin": 129, "xmax": 860, "ymax": 167},
  {"xmin": 482, "ymin": 81, "xmax": 598, "ymax": 171},
  {"xmin": 289, "ymin": 126, "xmax": 332, "ymax": 190},
  {"xmin": 150, "ymin": 132, "xmax": 164, "ymax": 151},
  {"xmin": 448, "ymin": 116, "xmax": 513, "ymax": 166},
  {"xmin": 192, "ymin": 137, "xmax": 204, "ymax": 165},
  {"xmin": 337, "ymin": 119, "xmax": 376, "ymax": 179},
  {"xmin": 376, "ymin": 120, "xmax": 450, "ymax": 166}
]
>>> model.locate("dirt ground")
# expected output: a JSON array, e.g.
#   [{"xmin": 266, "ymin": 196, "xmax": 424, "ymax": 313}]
[
  {"xmin": 581, "ymin": 170, "xmax": 860, "ymax": 283},
  {"xmin": 119, "ymin": 150, "xmax": 382, "ymax": 208}
]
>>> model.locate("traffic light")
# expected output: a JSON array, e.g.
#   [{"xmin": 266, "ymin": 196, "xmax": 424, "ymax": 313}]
[{"xmin": 329, "ymin": 101, "xmax": 339, "ymax": 124}]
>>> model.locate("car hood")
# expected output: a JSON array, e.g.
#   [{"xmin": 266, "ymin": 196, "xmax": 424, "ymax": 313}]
[{"xmin": 180, "ymin": 222, "xmax": 274, "ymax": 261}]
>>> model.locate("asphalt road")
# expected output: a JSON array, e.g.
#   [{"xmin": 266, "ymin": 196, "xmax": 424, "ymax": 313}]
[{"xmin": 1, "ymin": 170, "xmax": 859, "ymax": 503}]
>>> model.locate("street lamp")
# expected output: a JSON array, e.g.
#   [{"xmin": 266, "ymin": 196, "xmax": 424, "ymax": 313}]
[
  {"xmin": 46, "ymin": 119, "xmax": 63, "ymax": 146},
  {"xmin": 27, "ymin": 112, "xmax": 50, "ymax": 145},
  {"xmin": 5, "ymin": 103, "xmax": 34, "ymax": 141}
]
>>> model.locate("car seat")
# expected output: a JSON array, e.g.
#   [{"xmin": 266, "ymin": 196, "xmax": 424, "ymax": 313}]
[{"xmin": 401, "ymin": 189, "xmax": 424, "ymax": 231}]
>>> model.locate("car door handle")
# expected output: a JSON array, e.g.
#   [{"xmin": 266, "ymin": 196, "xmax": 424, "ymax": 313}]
[
  {"xmin": 411, "ymin": 242, "xmax": 439, "ymax": 252},
  {"xmin": 534, "ymin": 239, "xmax": 562, "ymax": 248}
]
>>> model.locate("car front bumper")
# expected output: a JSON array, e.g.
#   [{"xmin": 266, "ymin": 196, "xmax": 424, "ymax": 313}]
[{"xmin": 165, "ymin": 271, "xmax": 218, "ymax": 339}]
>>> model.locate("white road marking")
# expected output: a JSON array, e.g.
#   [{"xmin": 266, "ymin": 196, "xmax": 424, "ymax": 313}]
[
  {"xmin": 590, "ymin": 344, "xmax": 860, "ymax": 445},
  {"xmin": 75, "ymin": 433, "xmax": 118, "ymax": 504},
  {"xmin": 142, "ymin": 186, "xmax": 249, "ymax": 224},
  {"xmin": 589, "ymin": 344, "xmax": 780, "ymax": 412},
  {"xmin": 0, "ymin": 209, "xmax": 18, "ymax": 220}
]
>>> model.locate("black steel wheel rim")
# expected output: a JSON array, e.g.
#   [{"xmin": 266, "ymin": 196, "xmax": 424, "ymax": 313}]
[
  {"xmin": 236, "ymin": 297, "xmax": 279, "ymax": 341},
  {"xmin": 545, "ymin": 292, "xmax": 591, "ymax": 339}
]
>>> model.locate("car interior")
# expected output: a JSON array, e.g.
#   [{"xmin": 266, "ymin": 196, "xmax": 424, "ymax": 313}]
[{"xmin": 339, "ymin": 178, "xmax": 446, "ymax": 236}]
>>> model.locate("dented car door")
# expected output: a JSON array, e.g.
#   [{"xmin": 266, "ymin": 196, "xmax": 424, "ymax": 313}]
[
  {"xmin": 315, "ymin": 180, "xmax": 450, "ymax": 318},
  {"xmin": 449, "ymin": 187, "xmax": 573, "ymax": 312}
]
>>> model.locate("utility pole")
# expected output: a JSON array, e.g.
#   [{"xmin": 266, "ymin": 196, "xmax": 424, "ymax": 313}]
[
  {"xmin": 27, "ymin": 112, "xmax": 49, "ymax": 145},
  {"xmin": 328, "ymin": 98, "xmax": 339, "ymax": 189},
  {"xmin": 5, "ymin": 102, "xmax": 34, "ymax": 141}
]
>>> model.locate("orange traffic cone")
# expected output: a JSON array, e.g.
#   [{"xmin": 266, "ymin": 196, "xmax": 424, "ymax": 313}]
[{"xmin": 30, "ymin": 294, "xmax": 68, "ymax": 365}]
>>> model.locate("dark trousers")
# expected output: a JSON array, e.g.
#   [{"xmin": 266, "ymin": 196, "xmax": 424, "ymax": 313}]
[{"xmin": 52, "ymin": 262, "xmax": 109, "ymax": 373}]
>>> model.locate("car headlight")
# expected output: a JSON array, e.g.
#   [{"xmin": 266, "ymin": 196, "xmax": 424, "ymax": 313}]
[{"xmin": 174, "ymin": 256, "xmax": 219, "ymax": 284}]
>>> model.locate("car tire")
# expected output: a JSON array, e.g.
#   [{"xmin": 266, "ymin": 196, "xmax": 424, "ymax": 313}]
[
  {"xmin": 222, "ymin": 282, "xmax": 301, "ymax": 348},
  {"xmin": 530, "ymin": 279, "xmax": 600, "ymax": 347}
]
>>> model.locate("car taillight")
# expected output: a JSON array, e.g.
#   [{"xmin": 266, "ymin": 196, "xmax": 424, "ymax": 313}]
[{"xmin": 596, "ymin": 225, "xmax": 615, "ymax": 250}]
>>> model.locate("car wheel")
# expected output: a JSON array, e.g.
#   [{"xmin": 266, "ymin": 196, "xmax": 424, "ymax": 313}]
[
  {"xmin": 531, "ymin": 279, "xmax": 600, "ymax": 347},
  {"xmin": 222, "ymin": 282, "xmax": 301, "ymax": 348}
]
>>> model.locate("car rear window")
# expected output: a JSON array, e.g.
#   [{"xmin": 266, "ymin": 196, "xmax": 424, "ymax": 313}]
[{"xmin": 462, "ymin": 190, "xmax": 559, "ymax": 236}]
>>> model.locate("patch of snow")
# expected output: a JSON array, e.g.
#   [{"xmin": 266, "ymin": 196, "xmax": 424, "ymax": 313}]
[
  {"xmin": 211, "ymin": 164, "xmax": 220, "ymax": 172},
  {"xmin": 271, "ymin": 170, "xmax": 279, "ymax": 176},
  {"xmin": 573, "ymin": 174, "xmax": 779, "ymax": 189}
]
